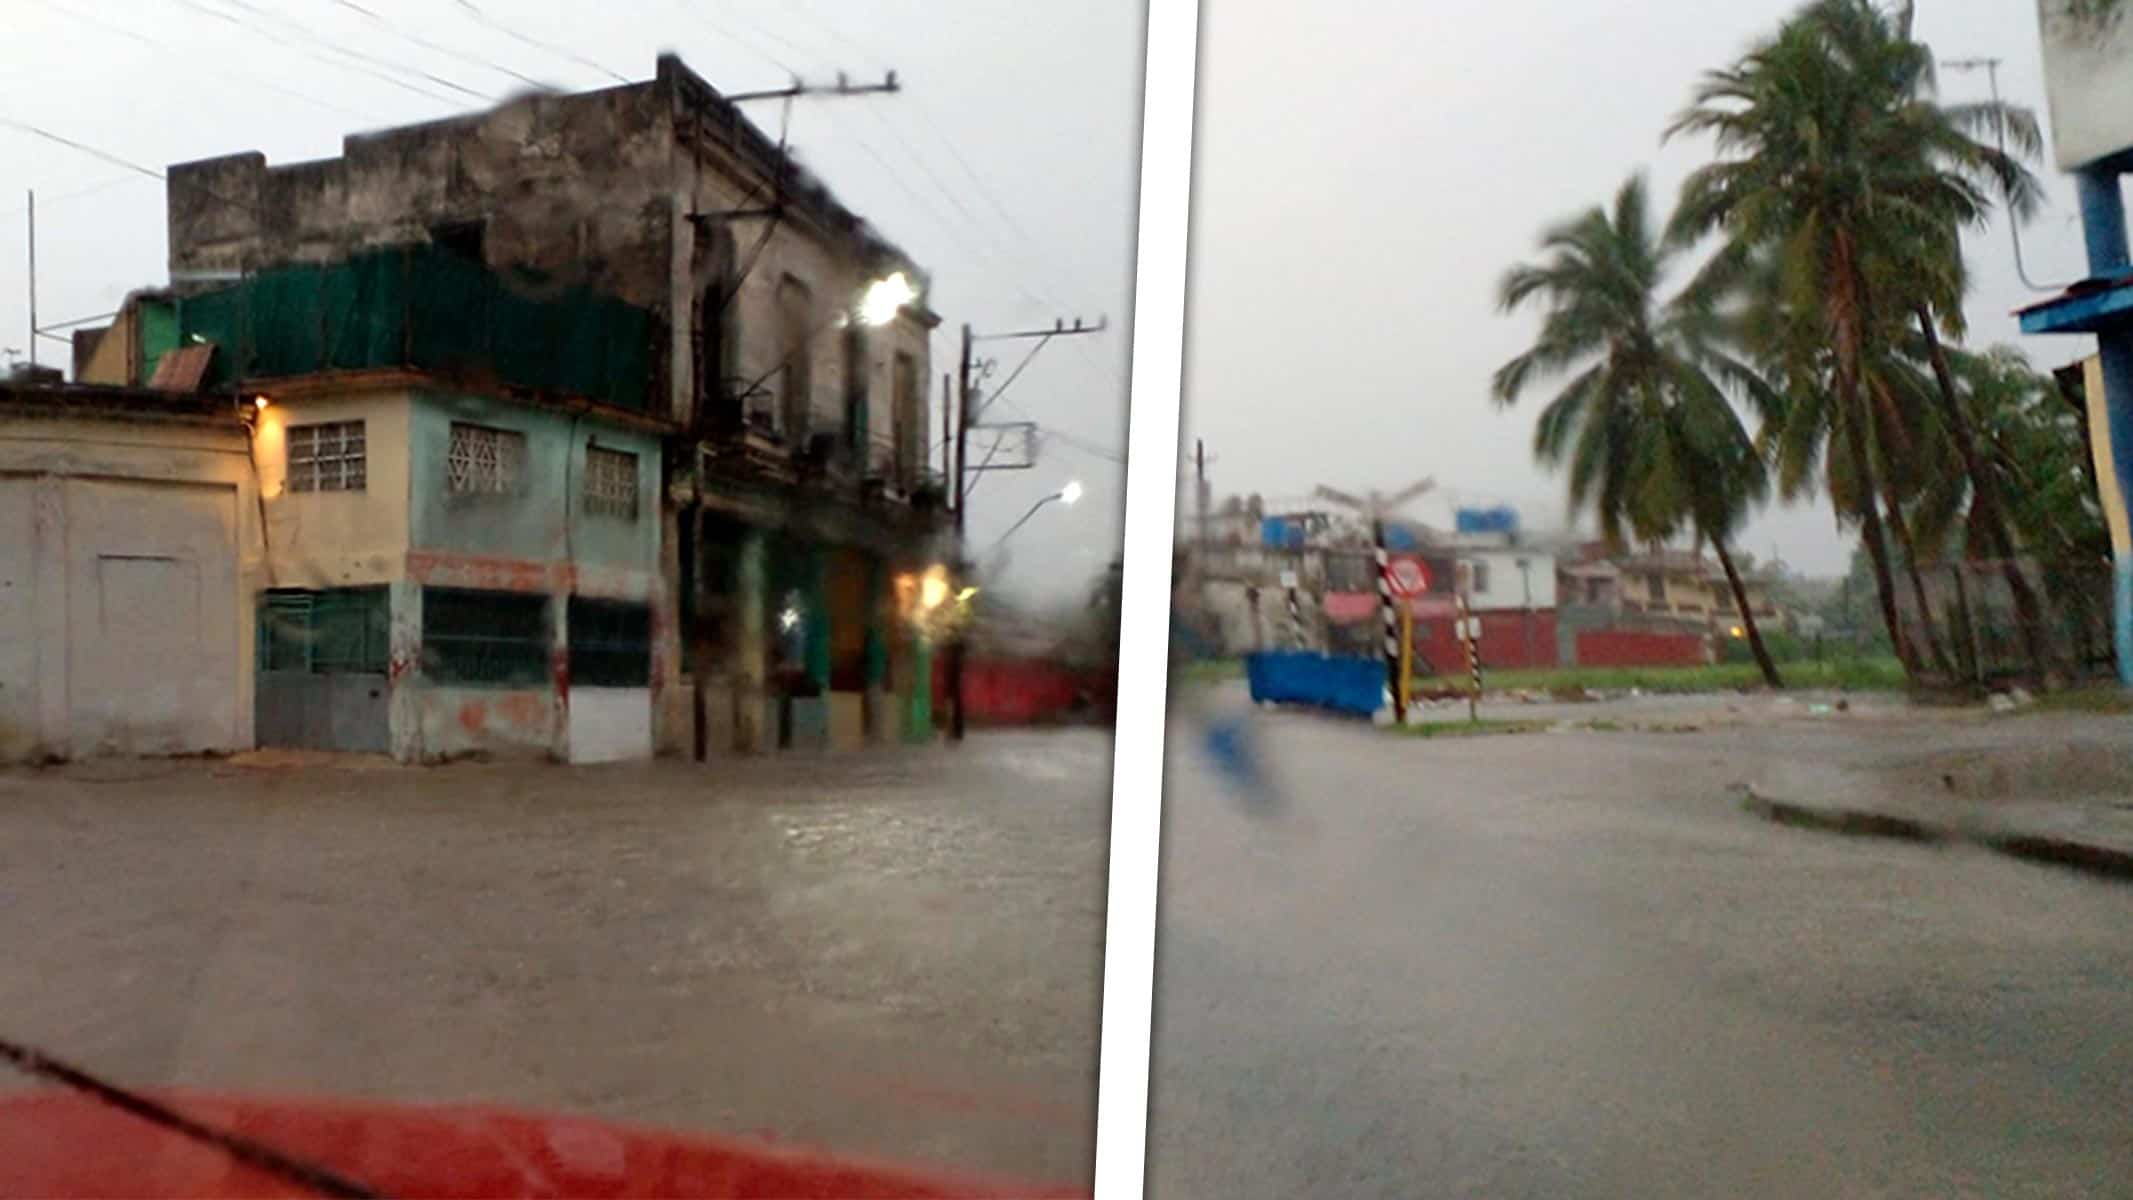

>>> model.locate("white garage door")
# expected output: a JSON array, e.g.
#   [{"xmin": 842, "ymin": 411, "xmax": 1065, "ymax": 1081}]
[
  {"xmin": 63, "ymin": 480, "xmax": 240, "ymax": 756},
  {"xmin": 0, "ymin": 479, "xmax": 37, "ymax": 760}
]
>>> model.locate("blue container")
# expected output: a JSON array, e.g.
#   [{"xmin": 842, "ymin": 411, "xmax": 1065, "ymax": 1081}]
[
  {"xmin": 1261, "ymin": 516, "xmax": 1307, "ymax": 550},
  {"xmin": 1455, "ymin": 506, "xmax": 1519, "ymax": 536},
  {"xmin": 1245, "ymin": 651, "xmax": 1383, "ymax": 717}
]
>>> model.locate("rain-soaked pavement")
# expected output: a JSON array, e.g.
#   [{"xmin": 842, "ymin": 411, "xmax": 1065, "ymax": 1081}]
[
  {"xmin": 0, "ymin": 731, "xmax": 1109, "ymax": 1187},
  {"xmin": 1150, "ymin": 695, "xmax": 2133, "ymax": 1198}
]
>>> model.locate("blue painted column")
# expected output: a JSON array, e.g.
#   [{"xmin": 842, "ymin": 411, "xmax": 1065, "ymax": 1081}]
[
  {"xmin": 2076, "ymin": 168, "xmax": 2130, "ymax": 278},
  {"xmin": 2078, "ymin": 165, "xmax": 2133, "ymax": 686}
]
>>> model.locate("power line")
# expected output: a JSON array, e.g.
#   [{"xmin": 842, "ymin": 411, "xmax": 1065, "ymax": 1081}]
[
  {"xmin": 451, "ymin": 0, "xmax": 630, "ymax": 85},
  {"xmin": 320, "ymin": 0, "xmax": 554, "ymax": 93},
  {"xmin": 0, "ymin": 173, "xmax": 151, "ymax": 220},
  {"xmin": 855, "ymin": 101, "xmax": 1068, "ymax": 307},
  {"xmin": 0, "ymin": 118, "xmax": 277, "ymax": 229},
  {"xmin": 779, "ymin": 0, "xmax": 1094, "ymax": 312},
  {"xmin": 33, "ymin": 0, "xmax": 387, "ymax": 124},
  {"xmin": 663, "ymin": 0, "xmax": 798, "ymax": 78},
  {"xmin": 723, "ymin": 4, "xmax": 823, "ymax": 71},
  {"xmin": 158, "ymin": 0, "xmax": 469, "ymax": 109},
  {"xmin": 670, "ymin": 4, "xmax": 1079, "ymax": 319},
  {"xmin": 178, "ymin": 0, "xmax": 492, "ymax": 106}
]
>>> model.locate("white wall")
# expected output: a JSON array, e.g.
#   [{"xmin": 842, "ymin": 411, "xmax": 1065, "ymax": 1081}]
[
  {"xmin": 0, "ymin": 414, "xmax": 258, "ymax": 763},
  {"xmin": 0, "ymin": 479, "xmax": 38, "ymax": 760},
  {"xmin": 2039, "ymin": 1, "xmax": 2133, "ymax": 169},
  {"xmin": 568, "ymin": 687, "xmax": 654, "ymax": 764},
  {"xmin": 1458, "ymin": 549, "xmax": 1558, "ymax": 613}
]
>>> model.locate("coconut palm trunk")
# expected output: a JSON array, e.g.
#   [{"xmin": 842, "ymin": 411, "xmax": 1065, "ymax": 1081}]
[
  {"xmin": 1710, "ymin": 534, "xmax": 1783, "ymax": 687},
  {"xmin": 1829, "ymin": 257, "xmax": 1916, "ymax": 674},
  {"xmin": 1912, "ymin": 305, "xmax": 2055, "ymax": 674}
]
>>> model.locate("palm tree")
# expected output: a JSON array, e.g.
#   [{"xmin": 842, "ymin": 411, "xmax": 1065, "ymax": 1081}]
[
  {"xmin": 1665, "ymin": 0, "xmax": 2043, "ymax": 679},
  {"xmin": 1494, "ymin": 173, "xmax": 1785, "ymax": 687}
]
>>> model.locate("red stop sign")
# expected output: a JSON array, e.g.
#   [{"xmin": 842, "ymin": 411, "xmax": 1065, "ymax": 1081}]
[{"xmin": 1387, "ymin": 555, "xmax": 1429, "ymax": 597}]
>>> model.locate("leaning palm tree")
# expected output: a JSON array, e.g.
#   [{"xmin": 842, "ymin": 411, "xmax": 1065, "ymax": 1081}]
[
  {"xmin": 1494, "ymin": 173, "xmax": 1785, "ymax": 687},
  {"xmin": 1665, "ymin": 0, "xmax": 2043, "ymax": 679}
]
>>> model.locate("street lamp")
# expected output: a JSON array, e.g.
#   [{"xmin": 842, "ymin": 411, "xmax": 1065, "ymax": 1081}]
[
  {"xmin": 857, "ymin": 272, "xmax": 918, "ymax": 327},
  {"xmin": 990, "ymin": 480, "xmax": 1083, "ymax": 553},
  {"xmin": 733, "ymin": 271, "xmax": 924, "ymax": 403}
]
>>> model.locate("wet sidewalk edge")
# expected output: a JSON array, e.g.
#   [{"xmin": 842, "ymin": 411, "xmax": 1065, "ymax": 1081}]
[{"xmin": 1732, "ymin": 786, "xmax": 2133, "ymax": 884}]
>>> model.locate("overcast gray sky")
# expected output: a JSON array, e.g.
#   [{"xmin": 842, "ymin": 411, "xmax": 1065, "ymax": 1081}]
[
  {"xmin": 1186, "ymin": 0, "xmax": 2097, "ymax": 578},
  {"xmin": 0, "ymin": 0, "xmax": 1139, "ymax": 605}
]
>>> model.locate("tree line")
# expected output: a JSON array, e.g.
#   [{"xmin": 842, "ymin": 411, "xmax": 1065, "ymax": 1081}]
[{"xmin": 1493, "ymin": 0, "xmax": 2109, "ymax": 688}]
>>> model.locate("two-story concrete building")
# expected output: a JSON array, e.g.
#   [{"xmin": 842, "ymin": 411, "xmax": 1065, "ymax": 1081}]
[{"xmin": 101, "ymin": 54, "xmax": 951, "ymax": 763}]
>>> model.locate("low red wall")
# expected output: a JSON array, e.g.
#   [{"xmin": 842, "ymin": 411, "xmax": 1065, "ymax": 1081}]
[
  {"xmin": 1414, "ymin": 610, "xmax": 1560, "ymax": 673},
  {"xmin": 1574, "ymin": 629, "xmax": 1708, "ymax": 668},
  {"xmin": 932, "ymin": 656, "xmax": 1115, "ymax": 726}
]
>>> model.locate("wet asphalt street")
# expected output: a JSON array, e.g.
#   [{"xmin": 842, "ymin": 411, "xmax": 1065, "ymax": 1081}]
[
  {"xmin": 0, "ymin": 732, "xmax": 1109, "ymax": 1188},
  {"xmin": 1148, "ymin": 701, "xmax": 2133, "ymax": 1198}
]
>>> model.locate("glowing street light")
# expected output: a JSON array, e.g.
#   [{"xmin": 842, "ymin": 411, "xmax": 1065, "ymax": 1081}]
[
  {"xmin": 989, "ymin": 480, "xmax": 1084, "ymax": 554},
  {"xmin": 858, "ymin": 272, "xmax": 918, "ymax": 328},
  {"xmin": 919, "ymin": 568, "xmax": 950, "ymax": 613}
]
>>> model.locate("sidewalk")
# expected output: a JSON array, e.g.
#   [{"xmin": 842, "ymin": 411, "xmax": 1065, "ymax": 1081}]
[{"xmin": 1731, "ymin": 718, "xmax": 2133, "ymax": 881}]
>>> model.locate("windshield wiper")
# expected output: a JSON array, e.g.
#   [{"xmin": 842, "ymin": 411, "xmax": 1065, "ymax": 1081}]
[{"xmin": 0, "ymin": 1035, "xmax": 382, "ymax": 1199}]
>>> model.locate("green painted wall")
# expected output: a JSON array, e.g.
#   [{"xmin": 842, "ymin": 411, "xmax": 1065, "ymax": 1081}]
[
  {"xmin": 863, "ymin": 557, "xmax": 887, "ymax": 688},
  {"xmin": 138, "ymin": 300, "xmax": 178, "ymax": 383},
  {"xmin": 907, "ymin": 633, "xmax": 933, "ymax": 740},
  {"xmin": 407, "ymin": 391, "xmax": 660, "ymax": 577}
]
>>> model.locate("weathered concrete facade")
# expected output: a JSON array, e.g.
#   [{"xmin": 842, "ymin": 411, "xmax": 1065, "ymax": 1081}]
[
  {"xmin": 240, "ymin": 373, "xmax": 665, "ymax": 763},
  {"xmin": 163, "ymin": 54, "xmax": 947, "ymax": 760},
  {"xmin": 0, "ymin": 387, "xmax": 261, "ymax": 762},
  {"xmin": 165, "ymin": 54, "xmax": 934, "ymax": 465}
]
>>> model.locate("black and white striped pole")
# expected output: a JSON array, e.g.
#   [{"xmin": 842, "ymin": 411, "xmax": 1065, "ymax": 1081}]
[
  {"xmin": 1283, "ymin": 569, "xmax": 1304, "ymax": 649},
  {"xmin": 1374, "ymin": 519, "xmax": 1405, "ymax": 724},
  {"xmin": 1456, "ymin": 591, "xmax": 1483, "ymax": 723}
]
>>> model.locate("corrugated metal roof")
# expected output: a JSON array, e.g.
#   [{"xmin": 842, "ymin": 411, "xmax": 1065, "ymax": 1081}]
[{"xmin": 148, "ymin": 344, "xmax": 215, "ymax": 393}]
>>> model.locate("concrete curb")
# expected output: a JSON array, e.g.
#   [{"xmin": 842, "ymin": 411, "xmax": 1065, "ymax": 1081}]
[
  {"xmin": 1735, "ymin": 792, "xmax": 1946, "ymax": 845},
  {"xmin": 1733, "ymin": 788, "xmax": 2133, "ymax": 884}
]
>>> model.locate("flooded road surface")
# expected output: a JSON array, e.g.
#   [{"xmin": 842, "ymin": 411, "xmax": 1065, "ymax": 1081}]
[
  {"xmin": 0, "ymin": 731, "xmax": 1109, "ymax": 1187},
  {"xmin": 1150, "ymin": 706, "xmax": 2133, "ymax": 1198}
]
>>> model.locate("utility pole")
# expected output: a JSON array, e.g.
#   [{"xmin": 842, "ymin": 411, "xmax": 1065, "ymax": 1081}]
[
  {"xmin": 682, "ymin": 72, "xmax": 903, "ymax": 762},
  {"xmin": 949, "ymin": 324, "xmax": 974, "ymax": 742},
  {"xmin": 947, "ymin": 315, "xmax": 1106, "ymax": 741},
  {"xmin": 25, "ymin": 190, "xmax": 34, "ymax": 371},
  {"xmin": 1194, "ymin": 439, "xmax": 1210, "ymax": 556}
]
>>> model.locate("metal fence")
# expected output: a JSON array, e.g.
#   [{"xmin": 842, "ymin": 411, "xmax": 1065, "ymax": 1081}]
[{"xmin": 1890, "ymin": 559, "xmax": 2116, "ymax": 686}]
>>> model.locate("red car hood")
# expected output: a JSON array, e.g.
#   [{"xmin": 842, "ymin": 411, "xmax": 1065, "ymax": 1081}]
[{"xmin": 0, "ymin": 1089, "xmax": 1077, "ymax": 1199}]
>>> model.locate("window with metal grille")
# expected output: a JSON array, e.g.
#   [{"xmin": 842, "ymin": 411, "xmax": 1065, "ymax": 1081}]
[
  {"xmin": 421, "ymin": 587, "xmax": 549, "ymax": 686},
  {"xmin": 583, "ymin": 446, "xmax": 639, "ymax": 519},
  {"xmin": 893, "ymin": 352, "xmax": 919, "ymax": 488},
  {"xmin": 568, "ymin": 597, "xmax": 651, "ymax": 688},
  {"xmin": 1469, "ymin": 561, "xmax": 1491, "ymax": 595},
  {"xmin": 446, "ymin": 422, "xmax": 525, "ymax": 496},
  {"xmin": 286, "ymin": 421, "xmax": 366, "ymax": 493},
  {"xmin": 259, "ymin": 588, "xmax": 389, "ymax": 674}
]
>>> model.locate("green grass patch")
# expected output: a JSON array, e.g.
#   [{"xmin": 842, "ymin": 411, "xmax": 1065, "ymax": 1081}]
[
  {"xmin": 1417, "ymin": 656, "xmax": 1907, "ymax": 696},
  {"xmin": 1395, "ymin": 718, "xmax": 1553, "ymax": 739},
  {"xmin": 1174, "ymin": 658, "xmax": 1245, "ymax": 686}
]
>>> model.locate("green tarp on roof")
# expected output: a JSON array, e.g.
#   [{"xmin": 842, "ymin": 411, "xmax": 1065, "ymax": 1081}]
[{"xmin": 176, "ymin": 245, "xmax": 655, "ymax": 412}]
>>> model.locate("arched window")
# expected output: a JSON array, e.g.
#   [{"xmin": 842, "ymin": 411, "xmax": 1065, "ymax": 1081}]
[
  {"xmin": 776, "ymin": 275, "xmax": 814, "ymax": 443},
  {"xmin": 692, "ymin": 225, "xmax": 738, "ymax": 432}
]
